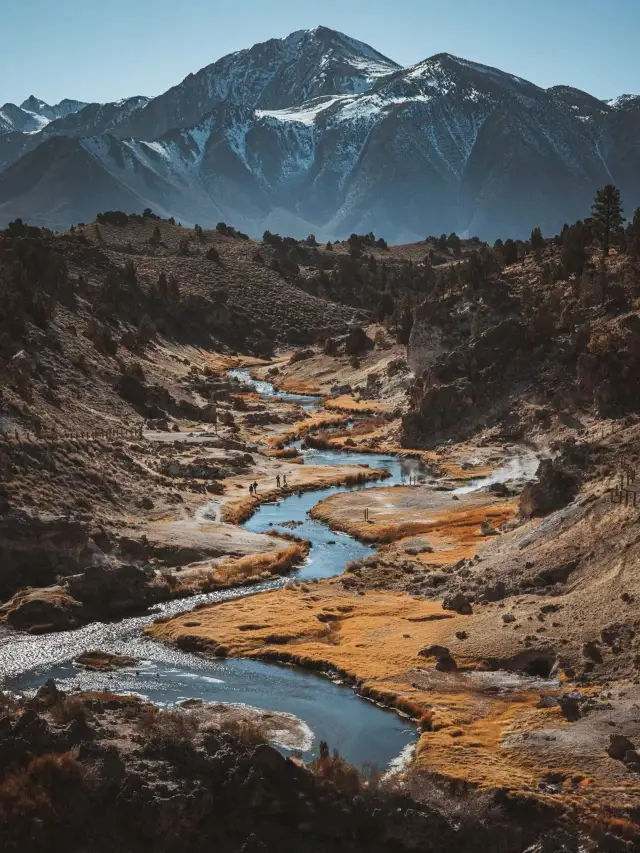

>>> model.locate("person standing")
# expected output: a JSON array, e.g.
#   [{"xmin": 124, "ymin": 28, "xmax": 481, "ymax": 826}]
[{"xmin": 276, "ymin": 474, "xmax": 281, "ymax": 488}]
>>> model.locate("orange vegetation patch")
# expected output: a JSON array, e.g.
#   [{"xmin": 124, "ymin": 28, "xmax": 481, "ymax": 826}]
[
  {"xmin": 263, "ymin": 447, "xmax": 300, "ymax": 459},
  {"xmin": 267, "ymin": 412, "xmax": 350, "ymax": 447},
  {"xmin": 148, "ymin": 581, "xmax": 638, "ymax": 814},
  {"xmin": 310, "ymin": 486, "xmax": 517, "ymax": 552},
  {"xmin": 148, "ymin": 582, "xmax": 474, "ymax": 707},
  {"xmin": 276, "ymin": 378, "xmax": 322, "ymax": 395},
  {"xmin": 232, "ymin": 392, "xmax": 263, "ymax": 405},
  {"xmin": 211, "ymin": 541, "xmax": 309, "ymax": 586},
  {"xmin": 324, "ymin": 395, "xmax": 393, "ymax": 414}
]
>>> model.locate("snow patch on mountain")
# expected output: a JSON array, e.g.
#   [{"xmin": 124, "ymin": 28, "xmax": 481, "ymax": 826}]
[{"xmin": 607, "ymin": 93, "xmax": 640, "ymax": 109}]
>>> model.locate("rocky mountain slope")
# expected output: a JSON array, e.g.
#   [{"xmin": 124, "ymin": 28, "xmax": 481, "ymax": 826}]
[{"xmin": 1, "ymin": 27, "xmax": 639, "ymax": 240}]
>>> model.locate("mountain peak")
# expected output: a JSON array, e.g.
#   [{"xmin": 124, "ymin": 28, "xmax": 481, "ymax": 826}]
[
  {"xmin": 277, "ymin": 25, "xmax": 399, "ymax": 68},
  {"xmin": 607, "ymin": 93, "xmax": 640, "ymax": 109},
  {"xmin": 20, "ymin": 95, "xmax": 50, "ymax": 114}
]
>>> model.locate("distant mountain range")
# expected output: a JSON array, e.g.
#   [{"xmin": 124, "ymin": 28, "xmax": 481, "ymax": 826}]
[{"xmin": 1, "ymin": 25, "xmax": 639, "ymax": 240}]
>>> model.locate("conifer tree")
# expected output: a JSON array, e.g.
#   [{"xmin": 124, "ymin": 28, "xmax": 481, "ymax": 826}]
[
  {"xmin": 530, "ymin": 227, "xmax": 544, "ymax": 250},
  {"xmin": 592, "ymin": 184, "xmax": 624, "ymax": 259},
  {"xmin": 630, "ymin": 208, "xmax": 640, "ymax": 258},
  {"xmin": 502, "ymin": 239, "xmax": 518, "ymax": 265},
  {"xmin": 561, "ymin": 224, "xmax": 587, "ymax": 278}
]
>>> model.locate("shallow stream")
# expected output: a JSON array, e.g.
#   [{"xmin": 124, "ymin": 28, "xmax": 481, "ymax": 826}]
[{"xmin": 0, "ymin": 370, "xmax": 539, "ymax": 769}]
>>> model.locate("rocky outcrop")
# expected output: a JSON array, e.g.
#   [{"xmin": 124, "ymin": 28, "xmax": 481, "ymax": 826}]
[
  {"xmin": 577, "ymin": 314, "xmax": 640, "ymax": 416},
  {"xmin": 442, "ymin": 591, "xmax": 473, "ymax": 615},
  {"xmin": 1, "ymin": 561, "xmax": 171, "ymax": 634},
  {"xmin": 344, "ymin": 326, "xmax": 374, "ymax": 356},
  {"xmin": 519, "ymin": 456, "xmax": 582, "ymax": 519},
  {"xmin": 2, "ymin": 587, "xmax": 83, "ymax": 632},
  {"xmin": 66, "ymin": 562, "xmax": 165, "ymax": 618},
  {"xmin": 0, "ymin": 510, "xmax": 90, "ymax": 600},
  {"xmin": 402, "ymin": 318, "xmax": 530, "ymax": 447}
]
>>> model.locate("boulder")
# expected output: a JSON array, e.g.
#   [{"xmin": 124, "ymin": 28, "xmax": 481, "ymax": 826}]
[
  {"xmin": 115, "ymin": 374, "xmax": 148, "ymax": 406},
  {"xmin": 519, "ymin": 458, "xmax": 581, "ymax": 519},
  {"xmin": 418, "ymin": 645, "xmax": 457, "ymax": 672},
  {"xmin": 344, "ymin": 326, "xmax": 374, "ymax": 356},
  {"xmin": 289, "ymin": 348, "xmax": 314, "ymax": 365},
  {"xmin": 607, "ymin": 734, "xmax": 636, "ymax": 761},
  {"xmin": 29, "ymin": 679, "xmax": 63, "ymax": 709},
  {"xmin": 67, "ymin": 562, "xmax": 160, "ymax": 616},
  {"xmin": 3, "ymin": 588, "xmax": 83, "ymax": 633},
  {"xmin": 558, "ymin": 693, "xmax": 582, "ymax": 722},
  {"xmin": 442, "ymin": 592, "xmax": 473, "ymax": 615}
]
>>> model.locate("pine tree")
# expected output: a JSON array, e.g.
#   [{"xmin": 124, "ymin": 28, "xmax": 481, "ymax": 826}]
[
  {"xmin": 630, "ymin": 208, "xmax": 640, "ymax": 258},
  {"xmin": 561, "ymin": 224, "xmax": 587, "ymax": 278},
  {"xmin": 530, "ymin": 227, "xmax": 544, "ymax": 250},
  {"xmin": 592, "ymin": 184, "xmax": 624, "ymax": 259},
  {"xmin": 502, "ymin": 239, "xmax": 518, "ymax": 265}
]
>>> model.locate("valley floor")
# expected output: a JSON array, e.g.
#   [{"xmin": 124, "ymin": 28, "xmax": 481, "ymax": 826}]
[{"xmin": 2, "ymin": 326, "xmax": 640, "ymax": 847}]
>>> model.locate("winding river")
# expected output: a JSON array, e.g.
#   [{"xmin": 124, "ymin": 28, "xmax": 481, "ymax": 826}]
[
  {"xmin": 0, "ymin": 371, "xmax": 421, "ymax": 769},
  {"xmin": 0, "ymin": 369, "xmax": 539, "ymax": 770}
]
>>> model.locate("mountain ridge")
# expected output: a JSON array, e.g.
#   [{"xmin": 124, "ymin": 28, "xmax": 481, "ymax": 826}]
[{"xmin": 1, "ymin": 26, "xmax": 639, "ymax": 239}]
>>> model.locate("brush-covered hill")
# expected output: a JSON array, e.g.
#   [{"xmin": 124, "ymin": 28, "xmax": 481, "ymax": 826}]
[{"xmin": 0, "ymin": 214, "xmax": 362, "ymax": 439}]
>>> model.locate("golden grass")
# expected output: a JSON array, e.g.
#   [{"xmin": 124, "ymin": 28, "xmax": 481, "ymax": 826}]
[
  {"xmin": 147, "ymin": 583, "xmax": 552, "ymax": 790},
  {"xmin": 277, "ymin": 378, "xmax": 322, "ymax": 394},
  {"xmin": 147, "ymin": 580, "xmax": 637, "ymax": 814},
  {"xmin": 268, "ymin": 412, "xmax": 350, "ymax": 447},
  {"xmin": 264, "ymin": 447, "xmax": 300, "ymax": 459},
  {"xmin": 324, "ymin": 395, "xmax": 393, "ymax": 414},
  {"xmin": 310, "ymin": 494, "xmax": 517, "ymax": 548},
  {"xmin": 210, "ymin": 541, "xmax": 309, "ymax": 586}
]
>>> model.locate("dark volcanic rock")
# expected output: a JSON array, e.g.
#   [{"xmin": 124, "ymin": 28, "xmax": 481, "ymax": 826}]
[
  {"xmin": 442, "ymin": 591, "xmax": 473, "ymax": 615},
  {"xmin": 519, "ymin": 458, "xmax": 581, "ymax": 519},
  {"xmin": 0, "ymin": 510, "xmax": 89, "ymax": 600},
  {"xmin": 66, "ymin": 562, "xmax": 165, "ymax": 617}
]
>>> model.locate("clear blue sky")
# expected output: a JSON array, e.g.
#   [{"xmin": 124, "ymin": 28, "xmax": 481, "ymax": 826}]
[{"xmin": 2, "ymin": 0, "xmax": 638, "ymax": 106}]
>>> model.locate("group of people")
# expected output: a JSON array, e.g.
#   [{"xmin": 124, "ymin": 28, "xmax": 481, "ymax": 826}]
[{"xmin": 248, "ymin": 473, "xmax": 288, "ymax": 496}]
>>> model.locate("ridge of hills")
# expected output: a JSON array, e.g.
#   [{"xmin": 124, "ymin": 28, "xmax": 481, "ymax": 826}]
[{"xmin": 1, "ymin": 26, "xmax": 639, "ymax": 239}]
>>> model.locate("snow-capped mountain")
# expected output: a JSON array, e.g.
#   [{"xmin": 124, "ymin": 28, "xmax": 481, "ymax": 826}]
[
  {"xmin": 111, "ymin": 26, "xmax": 399, "ymax": 143},
  {"xmin": 1, "ymin": 27, "xmax": 639, "ymax": 239},
  {"xmin": 20, "ymin": 96, "xmax": 89, "ymax": 122},
  {"xmin": 0, "ymin": 96, "xmax": 88, "ymax": 135}
]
